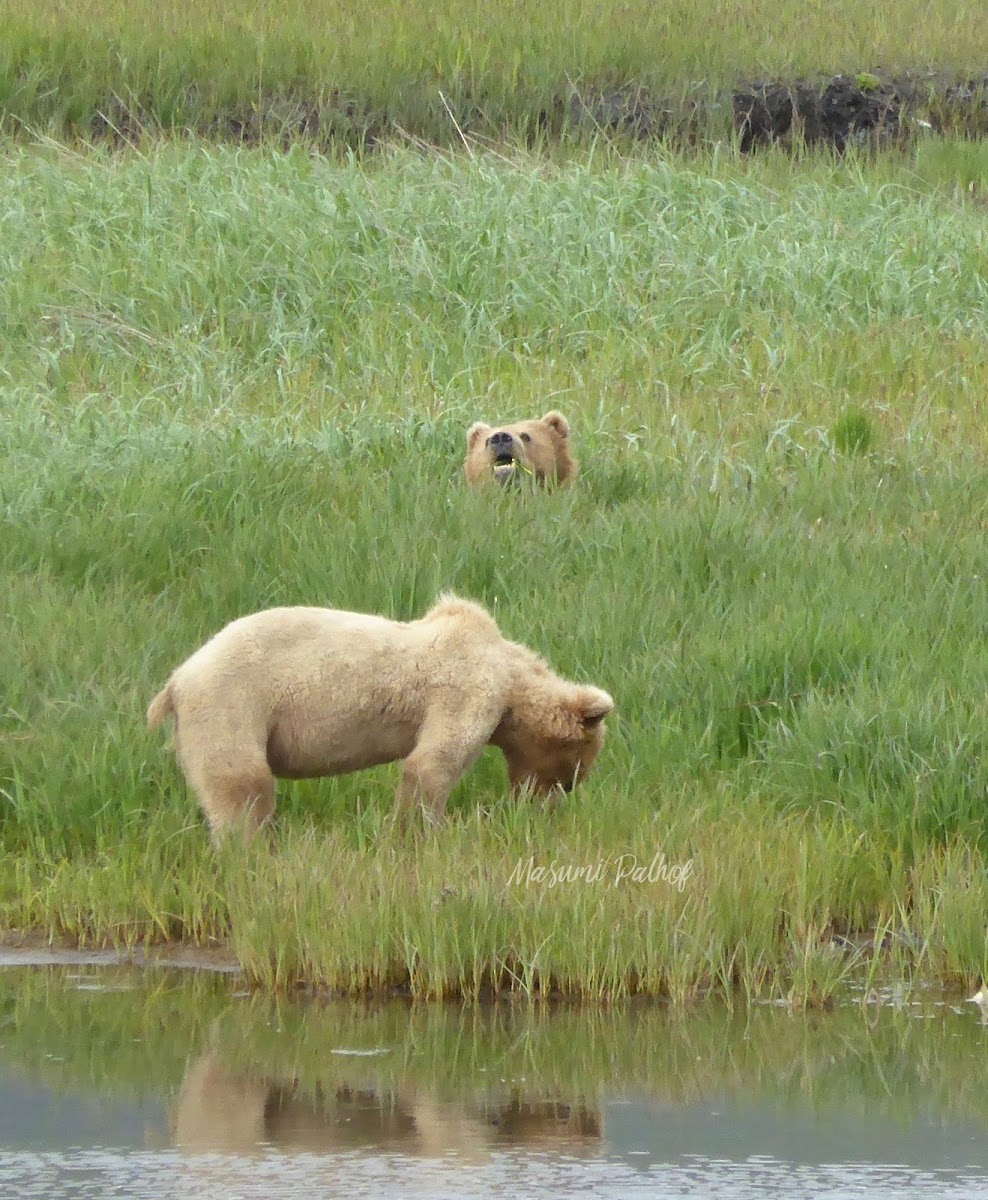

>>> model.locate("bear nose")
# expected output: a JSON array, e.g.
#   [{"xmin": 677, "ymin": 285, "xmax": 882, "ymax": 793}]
[{"xmin": 488, "ymin": 431, "xmax": 514, "ymax": 449}]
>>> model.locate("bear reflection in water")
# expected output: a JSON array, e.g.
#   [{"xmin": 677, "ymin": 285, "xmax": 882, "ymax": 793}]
[{"xmin": 173, "ymin": 1046, "xmax": 602, "ymax": 1159}]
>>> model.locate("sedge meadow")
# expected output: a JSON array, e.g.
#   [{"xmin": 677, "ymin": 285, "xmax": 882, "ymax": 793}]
[{"xmin": 1, "ymin": 5, "xmax": 988, "ymax": 1001}]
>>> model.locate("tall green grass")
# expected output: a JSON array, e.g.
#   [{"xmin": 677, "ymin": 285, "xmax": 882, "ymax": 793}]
[
  {"xmin": 2, "ymin": 140, "xmax": 988, "ymax": 999},
  {"xmin": 4, "ymin": 0, "xmax": 988, "ymax": 143}
]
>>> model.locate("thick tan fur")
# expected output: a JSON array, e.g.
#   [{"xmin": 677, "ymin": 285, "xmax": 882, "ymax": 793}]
[
  {"xmin": 147, "ymin": 594, "xmax": 612, "ymax": 836},
  {"xmin": 464, "ymin": 411, "xmax": 577, "ymax": 488}
]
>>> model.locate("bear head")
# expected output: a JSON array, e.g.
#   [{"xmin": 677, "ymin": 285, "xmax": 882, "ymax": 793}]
[{"xmin": 465, "ymin": 411, "xmax": 577, "ymax": 488}]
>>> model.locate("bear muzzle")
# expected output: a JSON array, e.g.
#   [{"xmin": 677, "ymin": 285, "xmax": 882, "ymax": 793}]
[{"xmin": 486, "ymin": 430, "xmax": 525, "ymax": 483}]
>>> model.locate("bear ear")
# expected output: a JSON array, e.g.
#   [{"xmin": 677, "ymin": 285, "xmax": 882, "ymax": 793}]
[
  {"xmin": 572, "ymin": 687, "xmax": 614, "ymax": 728},
  {"xmin": 467, "ymin": 422, "xmax": 492, "ymax": 448},
  {"xmin": 541, "ymin": 411, "xmax": 570, "ymax": 439}
]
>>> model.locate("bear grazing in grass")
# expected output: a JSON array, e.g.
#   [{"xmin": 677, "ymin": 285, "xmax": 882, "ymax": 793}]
[
  {"xmin": 465, "ymin": 411, "xmax": 577, "ymax": 488},
  {"xmin": 147, "ymin": 594, "xmax": 613, "ymax": 837}
]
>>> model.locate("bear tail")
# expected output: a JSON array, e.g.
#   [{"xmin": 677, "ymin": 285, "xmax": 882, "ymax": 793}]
[{"xmin": 146, "ymin": 681, "xmax": 174, "ymax": 730}]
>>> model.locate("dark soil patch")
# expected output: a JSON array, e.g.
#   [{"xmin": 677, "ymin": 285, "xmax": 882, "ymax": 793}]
[
  {"xmin": 51, "ymin": 69, "xmax": 988, "ymax": 152},
  {"xmin": 734, "ymin": 70, "xmax": 988, "ymax": 151}
]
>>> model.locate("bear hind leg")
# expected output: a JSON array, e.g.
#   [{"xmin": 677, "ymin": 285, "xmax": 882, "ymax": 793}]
[{"xmin": 189, "ymin": 762, "xmax": 277, "ymax": 839}]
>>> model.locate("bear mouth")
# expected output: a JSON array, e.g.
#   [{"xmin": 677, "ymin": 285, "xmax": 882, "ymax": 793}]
[{"xmin": 492, "ymin": 451, "xmax": 517, "ymax": 467}]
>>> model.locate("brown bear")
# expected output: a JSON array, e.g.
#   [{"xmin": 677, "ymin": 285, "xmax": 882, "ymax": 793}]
[
  {"xmin": 147, "ymin": 594, "xmax": 612, "ymax": 836},
  {"xmin": 465, "ymin": 411, "xmax": 577, "ymax": 488}
]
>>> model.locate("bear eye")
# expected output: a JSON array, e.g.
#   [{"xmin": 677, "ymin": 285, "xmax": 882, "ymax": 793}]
[{"xmin": 520, "ymin": 433, "xmax": 532, "ymax": 443}]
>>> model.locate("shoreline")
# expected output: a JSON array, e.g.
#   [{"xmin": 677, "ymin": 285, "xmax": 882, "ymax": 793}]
[
  {"xmin": 0, "ymin": 932, "xmax": 242, "ymax": 975},
  {"xmin": 0, "ymin": 927, "xmax": 970, "ymax": 1004}
]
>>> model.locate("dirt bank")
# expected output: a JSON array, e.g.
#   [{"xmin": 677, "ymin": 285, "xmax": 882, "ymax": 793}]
[{"xmin": 77, "ymin": 69, "xmax": 988, "ymax": 152}]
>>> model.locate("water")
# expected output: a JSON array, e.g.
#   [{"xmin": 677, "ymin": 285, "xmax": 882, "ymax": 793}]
[{"xmin": 2, "ymin": 961, "xmax": 988, "ymax": 1198}]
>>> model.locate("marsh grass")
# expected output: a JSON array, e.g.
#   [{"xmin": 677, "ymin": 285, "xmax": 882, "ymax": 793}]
[
  {"xmin": 5, "ymin": 0, "xmax": 988, "ymax": 145},
  {"xmin": 2, "ymin": 141, "xmax": 988, "ymax": 1000}
]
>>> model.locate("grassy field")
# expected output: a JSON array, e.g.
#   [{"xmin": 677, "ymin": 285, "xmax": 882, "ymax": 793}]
[
  {"xmin": 5, "ymin": 0, "xmax": 988, "ymax": 144},
  {"xmin": 1, "ymin": 137, "xmax": 988, "ymax": 1001}
]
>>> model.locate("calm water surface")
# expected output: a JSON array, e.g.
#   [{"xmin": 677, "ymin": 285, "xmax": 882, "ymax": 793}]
[{"xmin": 2, "ymin": 962, "xmax": 988, "ymax": 1198}]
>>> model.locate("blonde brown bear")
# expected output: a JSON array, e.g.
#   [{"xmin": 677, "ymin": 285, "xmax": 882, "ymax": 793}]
[
  {"xmin": 147, "ymin": 595, "xmax": 612, "ymax": 836},
  {"xmin": 465, "ymin": 411, "xmax": 577, "ymax": 488}
]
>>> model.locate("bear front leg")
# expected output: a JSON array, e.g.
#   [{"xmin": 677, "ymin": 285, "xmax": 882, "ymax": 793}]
[
  {"xmin": 396, "ymin": 757, "xmax": 454, "ymax": 826},
  {"xmin": 396, "ymin": 715, "xmax": 494, "ymax": 825}
]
